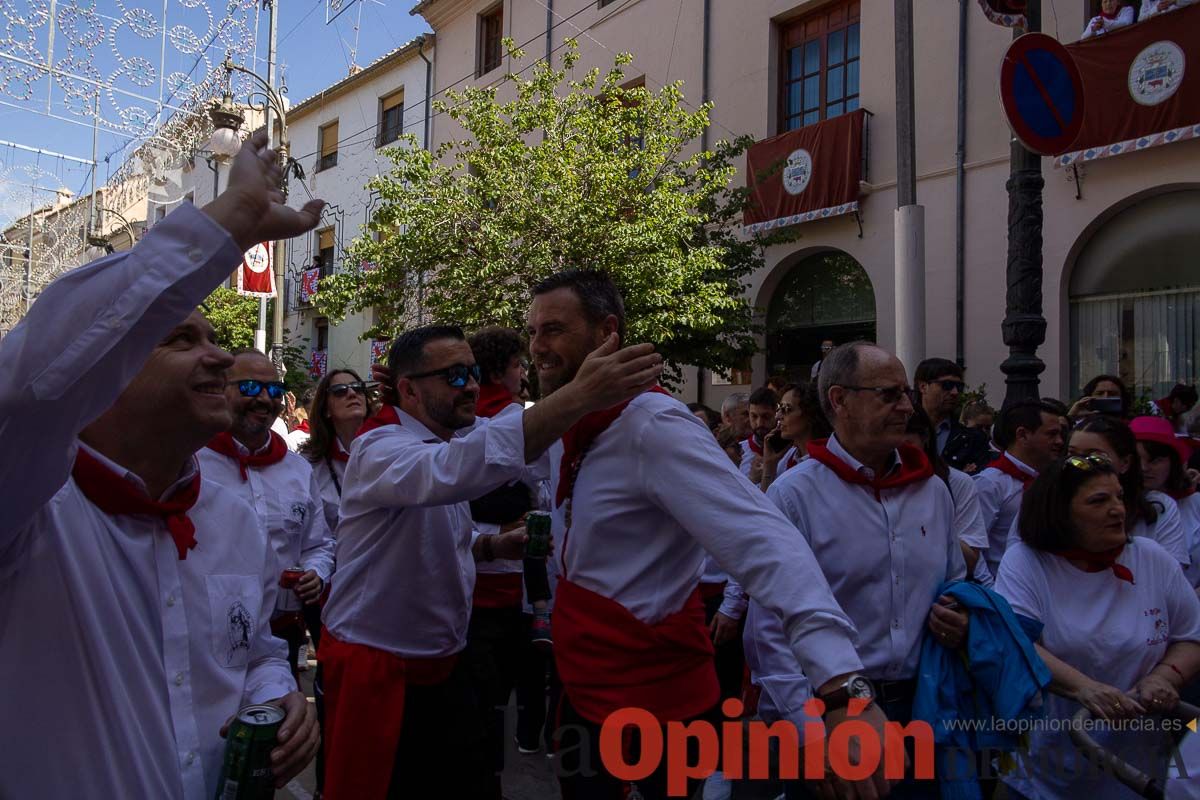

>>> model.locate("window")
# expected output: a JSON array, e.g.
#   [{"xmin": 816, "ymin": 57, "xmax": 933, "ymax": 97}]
[
  {"xmin": 779, "ymin": 1, "xmax": 860, "ymax": 132},
  {"xmin": 316, "ymin": 228, "xmax": 336, "ymax": 277},
  {"xmin": 378, "ymin": 90, "xmax": 404, "ymax": 147},
  {"xmin": 315, "ymin": 319, "xmax": 329, "ymax": 352},
  {"xmin": 477, "ymin": 4, "xmax": 503, "ymax": 77},
  {"xmin": 318, "ymin": 120, "xmax": 339, "ymax": 171}
]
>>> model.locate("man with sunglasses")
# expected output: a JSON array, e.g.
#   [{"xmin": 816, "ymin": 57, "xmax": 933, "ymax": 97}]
[
  {"xmin": 0, "ymin": 129, "xmax": 325, "ymax": 799},
  {"xmin": 198, "ymin": 349, "xmax": 336, "ymax": 677},
  {"xmin": 747, "ymin": 341, "xmax": 968, "ymax": 798},
  {"xmin": 320, "ymin": 322, "xmax": 664, "ymax": 799}
]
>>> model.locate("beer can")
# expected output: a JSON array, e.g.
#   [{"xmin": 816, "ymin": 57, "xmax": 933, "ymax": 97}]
[
  {"xmin": 215, "ymin": 703, "xmax": 284, "ymax": 800},
  {"xmin": 276, "ymin": 566, "xmax": 304, "ymax": 612},
  {"xmin": 525, "ymin": 511, "xmax": 552, "ymax": 558}
]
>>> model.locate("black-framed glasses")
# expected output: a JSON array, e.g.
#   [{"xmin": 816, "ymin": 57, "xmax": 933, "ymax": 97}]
[
  {"xmin": 405, "ymin": 363, "xmax": 482, "ymax": 388},
  {"xmin": 1065, "ymin": 453, "xmax": 1112, "ymax": 472},
  {"xmin": 839, "ymin": 384, "xmax": 914, "ymax": 405},
  {"xmin": 328, "ymin": 381, "xmax": 367, "ymax": 398},
  {"xmin": 937, "ymin": 379, "xmax": 966, "ymax": 393},
  {"xmin": 237, "ymin": 379, "xmax": 286, "ymax": 400}
]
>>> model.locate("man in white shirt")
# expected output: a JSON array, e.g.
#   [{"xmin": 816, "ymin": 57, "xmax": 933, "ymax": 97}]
[
  {"xmin": 973, "ymin": 400, "xmax": 1065, "ymax": 577},
  {"xmin": 197, "ymin": 348, "xmax": 335, "ymax": 675},
  {"xmin": 320, "ymin": 323, "xmax": 665, "ymax": 799},
  {"xmin": 721, "ymin": 392, "xmax": 751, "ymax": 440},
  {"xmin": 526, "ymin": 270, "xmax": 891, "ymax": 800},
  {"xmin": 740, "ymin": 386, "xmax": 778, "ymax": 483},
  {"xmin": 0, "ymin": 129, "xmax": 324, "ymax": 800},
  {"xmin": 748, "ymin": 342, "xmax": 969, "ymax": 797}
]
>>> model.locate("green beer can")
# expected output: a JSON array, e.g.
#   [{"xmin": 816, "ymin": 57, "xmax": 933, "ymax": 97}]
[
  {"xmin": 525, "ymin": 511, "xmax": 552, "ymax": 558},
  {"xmin": 215, "ymin": 703, "xmax": 284, "ymax": 800}
]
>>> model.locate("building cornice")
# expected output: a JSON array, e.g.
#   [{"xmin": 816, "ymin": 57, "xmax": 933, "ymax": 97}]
[{"xmin": 286, "ymin": 34, "xmax": 434, "ymax": 121}]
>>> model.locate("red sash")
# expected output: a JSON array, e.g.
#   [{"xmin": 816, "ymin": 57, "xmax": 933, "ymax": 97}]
[
  {"xmin": 205, "ymin": 431, "xmax": 288, "ymax": 481},
  {"xmin": 1052, "ymin": 545, "xmax": 1135, "ymax": 585},
  {"xmin": 806, "ymin": 439, "xmax": 934, "ymax": 501},
  {"xmin": 71, "ymin": 448, "xmax": 201, "ymax": 560},
  {"xmin": 986, "ymin": 453, "xmax": 1036, "ymax": 489},
  {"xmin": 477, "ymin": 382, "xmax": 517, "ymax": 418},
  {"xmin": 356, "ymin": 404, "xmax": 402, "ymax": 437},
  {"xmin": 472, "ymin": 572, "xmax": 524, "ymax": 608},
  {"xmin": 320, "ymin": 628, "xmax": 457, "ymax": 800},
  {"xmin": 552, "ymin": 579, "xmax": 718, "ymax": 725}
]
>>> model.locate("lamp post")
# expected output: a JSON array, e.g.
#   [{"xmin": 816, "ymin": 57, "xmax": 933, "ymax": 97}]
[{"xmin": 86, "ymin": 207, "xmax": 140, "ymax": 253}]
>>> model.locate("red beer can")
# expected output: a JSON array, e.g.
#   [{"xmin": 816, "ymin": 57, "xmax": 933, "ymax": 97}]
[{"xmin": 277, "ymin": 566, "xmax": 305, "ymax": 612}]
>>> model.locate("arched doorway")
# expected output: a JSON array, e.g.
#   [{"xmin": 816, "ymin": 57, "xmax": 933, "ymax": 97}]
[
  {"xmin": 1069, "ymin": 188, "xmax": 1200, "ymax": 401},
  {"xmin": 766, "ymin": 250, "xmax": 876, "ymax": 379}
]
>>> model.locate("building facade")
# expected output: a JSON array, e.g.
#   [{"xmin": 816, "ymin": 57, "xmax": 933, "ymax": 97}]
[{"xmin": 413, "ymin": 0, "xmax": 1199, "ymax": 407}]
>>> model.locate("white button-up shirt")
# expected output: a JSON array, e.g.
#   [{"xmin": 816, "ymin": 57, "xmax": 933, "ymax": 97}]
[
  {"xmin": 198, "ymin": 442, "xmax": 336, "ymax": 592},
  {"xmin": 738, "ymin": 436, "xmax": 762, "ymax": 478},
  {"xmin": 323, "ymin": 407, "xmax": 528, "ymax": 658},
  {"xmin": 974, "ymin": 451, "xmax": 1036, "ymax": 577},
  {"xmin": 746, "ymin": 435, "xmax": 965, "ymax": 725},
  {"xmin": 309, "ymin": 442, "xmax": 348, "ymax": 535},
  {"xmin": 554, "ymin": 392, "xmax": 861, "ymax": 690},
  {"xmin": 0, "ymin": 203, "xmax": 295, "ymax": 800}
]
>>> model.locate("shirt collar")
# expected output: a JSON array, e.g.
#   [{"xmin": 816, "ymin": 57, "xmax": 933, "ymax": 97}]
[
  {"xmin": 395, "ymin": 408, "xmax": 446, "ymax": 444},
  {"xmin": 233, "ymin": 435, "xmax": 274, "ymax": 456},
  {"xmin": 827, "ymin": 433, "xmax": 901, "ymax": 480},
  {"xmin": 77, "ymin": 441, "xmax": 200, "ymax": 502},
  {"xmin": 1003, "ymin": 450, "xmax": 1039, "ymax": 477}
]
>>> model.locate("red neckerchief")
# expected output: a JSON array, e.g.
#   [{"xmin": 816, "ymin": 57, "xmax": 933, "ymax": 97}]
[
  {"xmin": 1154, "ymin": 398, "xmax": 1172, "ymax": 416},
  {"xmin": 556, "ymin": 387, "xmax": 670, "ymax": 508},
  {"xmin": 805, "ymin": 438, "xmax": 934, "ymax": 502},
  {"xmin": 297, "ymin": 420, "xmax": 310, "ymax": 434},
  {"xmin": 1099, "ymin": 8, "xmax": 1119, "ymax": 18},
  {"xmin": 745, "ymin": 435, "xmax": 763, "ymax": 456},
  {"xmin": 72, "ymin": 447, "xmax": 201, "ymax": 560},
  {"xmin": 986, "ymin": 453, "xmax": 1036, "ymax": 489},
  {"xmin": 1170, "ymin": 486, "xmax": 1197, "ymax": 502},
  {"xmin": 477, "ymin": 382, "xmax": 517, "ymax": 419},
  {"xmin": 1053, "ymin": 545, "xmax": 1135, "ymax": 585},
  {"xmin": 785, "ymin": 448, "xmax": 801, "ymax": 471},
  {"xmin": 329, "ymin": 438, "xmax": 350, "ymax": 464},
  {"xmin": 356, "ymin": 405, "xmax": 402, "ymax": 437},
  {"xmin": 205, "ymin": 431, "xmax": 288, "ymax": 481}
]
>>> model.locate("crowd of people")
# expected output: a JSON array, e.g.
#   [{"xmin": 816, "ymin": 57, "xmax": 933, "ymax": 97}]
[{"xmin": 4, "ymin": 130, "xmax": 1200, "ymax": 800}]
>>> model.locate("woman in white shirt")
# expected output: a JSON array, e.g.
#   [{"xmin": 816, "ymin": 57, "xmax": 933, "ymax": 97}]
[
  {"xmin": 1134, "ymin": 415, "xmax": 1200, "ymax": 591},
  {"xmin": 1082, "ymin": 0, "xmax": 1135, "ymax": 38},
  {"xmin": 300, "ymin": 369, "xmax": 371, "ymax": 534},
  {"xmin": 1070, "ymin": 415, "xmax": 1190, "ymax": 566},
  {"xmin": 996, "ymin": 454, "xmax": 1200, "ymax": 800},
  {"xmin": 758, "ymin": 382, "xmax": 830, "ymax": 491}
]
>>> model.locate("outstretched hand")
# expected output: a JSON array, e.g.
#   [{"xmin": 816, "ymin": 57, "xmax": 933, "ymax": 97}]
[{"xmin": 203, "ymin": 129, "xmax": 325, "ymax": 251}]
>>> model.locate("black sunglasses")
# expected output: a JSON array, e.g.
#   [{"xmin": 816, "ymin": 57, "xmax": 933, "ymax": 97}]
[
  {"xmin": 236, "ymin": 379, "xmax": 286, "ymax": 400},
  {"xmin": 937, "ymin": 379, "xmax": 966, "ymax": 393},
  {"xmin": 405, "ymin": 363, "xmax": 482, "ymax": 388},
  {"xmin": 328, "ymin": 381, "xmax": 367, "ymax": 398},
  {"xmin": 840, "ymin": 384, "xmax": 915, "ymax": 405}
]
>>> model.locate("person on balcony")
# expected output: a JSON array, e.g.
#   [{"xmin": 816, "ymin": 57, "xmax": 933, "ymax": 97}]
[
  {"xmin": 1140, "ymin": 0, "xmax": 1198, "ymax": 21},
  {"xmin": 1082, "ymin": 0, "xmax": 1134, "ymax": 37}
]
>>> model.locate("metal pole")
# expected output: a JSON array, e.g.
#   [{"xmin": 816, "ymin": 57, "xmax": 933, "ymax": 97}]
[
  {"xmin": 893, "ymin": 0, "xmax": 925, "ymax": 372},
  {"xmin": 87, "ymin": 93, "xmax": 98, "ymax": 240},
  {"xmin": 955, "ymin": 0, "xmax": 969, "ymax": 367},
  {"xmin": 1000, "ymin": 0, "xmax": 1046, "ymax": 408},
  {"xmin": 267, "ymin": 0, "xmax": 287, "ymax": 374}
]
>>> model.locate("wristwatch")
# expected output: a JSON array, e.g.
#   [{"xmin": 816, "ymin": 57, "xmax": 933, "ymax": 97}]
[{"xmin": 818, "ymin": 674, "xmax": 875, "ymax": 714}]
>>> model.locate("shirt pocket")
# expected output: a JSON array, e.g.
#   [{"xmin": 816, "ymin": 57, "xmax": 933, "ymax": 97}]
[{"xmin": 206, "ymin": 574, "xmax": 261, "ymax": 670}]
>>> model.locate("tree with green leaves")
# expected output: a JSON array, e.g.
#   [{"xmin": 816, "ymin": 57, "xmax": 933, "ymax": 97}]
[
  {"xmin": 314, "ymin": 39, "xmax": 795, "ymax": 384},
  {"xmin": 202, "ymin": 286, "xmax": 259, "ymax": 351}
]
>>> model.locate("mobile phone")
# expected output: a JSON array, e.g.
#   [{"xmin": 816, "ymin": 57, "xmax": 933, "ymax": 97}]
[
  {"xmin": 1090, "ymin": 397, "xmax": 1123, "ymax": 415},
  {"xmin": 766, "ymin": 430, "xmax": 789, "ymax": 454}
]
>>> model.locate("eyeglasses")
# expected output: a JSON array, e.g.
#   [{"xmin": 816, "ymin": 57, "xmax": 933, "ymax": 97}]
[
  {"xmin": 237, "ymin": 379, "xmax": 286, "ymax": 400},
  {"xmin": 776, "ymin": 403, "xmax": 795, "ymax": 415},
  {"xmin": 937, "ymin": 379, "xmax": 966, "ymax": 393},
  {"xmin": 328, "ymin": 381, "xmax": 367, "ymax": 398},
  {"xmin": 1065, "ymin": 453, "xmax": 1112, "ymax": 472},
  {"xmin": 405, "ymin": 363, "xmax": 482, "ymax": 388},
  {"xmin": 839, "ymin": 384, "xmax": 914, "ymax": 405}
]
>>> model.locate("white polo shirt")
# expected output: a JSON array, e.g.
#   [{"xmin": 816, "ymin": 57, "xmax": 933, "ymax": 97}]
[{"xmin": 0, "ymin": 202, "xmax": 294, "ymax": 800}]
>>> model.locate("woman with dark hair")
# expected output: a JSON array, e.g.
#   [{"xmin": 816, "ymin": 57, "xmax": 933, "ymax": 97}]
[
  {"xmin": 1068, "ymin": 374, "xmax": 1133, "ymax": 420},
  {"xmin": 1066, "ymin": 415, "xmax": 1190, "ymax": 566},
  {"xmin": 904, "ymin": 405, "xmax": 992, "ymax": 583},
  {"xmin": 995, "ymin": 455, "xmax": 1200, "ymax": 800},
  {"xmin": 1134, "ymin": 416, "xmax": 1200, "ymax": 592},
  {"xmin": 300, "ymin": 368, "xmax": 371, "ymax": 533},
  {"xmin": 758, "ymin": 382, "xmax": 830, "ymax": 491}
]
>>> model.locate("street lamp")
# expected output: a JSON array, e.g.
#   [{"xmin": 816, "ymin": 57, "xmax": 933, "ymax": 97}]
[{"xmin": 206, "ymin": 87, "xmax": 245, "ymax": 159}]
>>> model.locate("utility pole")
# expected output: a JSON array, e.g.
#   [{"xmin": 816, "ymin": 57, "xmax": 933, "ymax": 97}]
[
  {"xmin": 1000, "ymin": 0, "xmax": 1045, "ymax": 408},
  {"xmin": 893, "ymin": 0, "xmax": 925, "ymax": 372},
  {"xmin": 256, "ymin": 0, "xmax": 287, "ymax": 368}
]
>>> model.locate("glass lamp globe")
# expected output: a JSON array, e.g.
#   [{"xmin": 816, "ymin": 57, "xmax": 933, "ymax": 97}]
[{"xmin": 208, "ymin": 126, "xmax": 244, "ymax": 158}]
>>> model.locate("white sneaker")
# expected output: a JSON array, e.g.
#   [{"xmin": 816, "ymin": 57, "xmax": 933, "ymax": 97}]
[{"xmin": 297, "ymin": 643, "xmax": 309, "ymax": 671}]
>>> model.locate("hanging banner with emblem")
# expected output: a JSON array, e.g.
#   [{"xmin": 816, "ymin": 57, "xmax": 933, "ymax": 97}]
[
  {"xmin": 309, "ymin": 349, "xmax": 328, "ymax": 379},
  {"xmin": 370, "ymin": 339, "xmax": 389, "ymax": 364},
  {"xmin": 743, "ymin": 109, "xmax": 866, "ymax": 234},
  {"xmin": 299, "ymin": 268, "xmax": 321, "ymax": 303},
  {"xmin": 1054, "ymin": 5, "xmax": 1200, "ymax": 166},
  {"xmin": 236, "ymin": 242, "xmax": 274, "ymax": 298},
  {"xmin": 978, "ymin": 0, "xmax": 1027, "ymax": 29}
]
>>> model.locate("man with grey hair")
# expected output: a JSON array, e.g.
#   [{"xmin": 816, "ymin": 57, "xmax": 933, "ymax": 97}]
[
  {"xmin": 721, "ymin": 392, "xmax": 751, "ymax": 440},
  {"xmin": 746, "ymin": 341, "xmax": 968, "ymax": 796}
]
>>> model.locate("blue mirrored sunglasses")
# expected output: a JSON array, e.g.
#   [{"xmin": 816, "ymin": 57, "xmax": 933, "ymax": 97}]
[
  {"xmin": 405, "ymin": 363, "xmax": 482, "ymax": 388},
  {"xmin": 237, "ymin": 379, "xmax": 286, "ymax": 399}
]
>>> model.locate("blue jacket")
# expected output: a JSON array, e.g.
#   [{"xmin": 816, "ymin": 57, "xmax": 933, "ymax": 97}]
[{"xmin": 913, "ymin": 580, "xmax": 1051, "ymax": 800}]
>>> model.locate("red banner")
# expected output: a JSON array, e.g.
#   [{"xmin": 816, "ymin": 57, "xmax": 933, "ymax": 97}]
[
  {"xmin": 236, "ymin": 242, "xmax": 274, "ymax": 298},
  {"xmin": 310, "ymin": 350, "xmax": 328, "ymax": 379},
  {"xmin": 299, "ymin": 268, "xmax": 321, "ymax": 303},
  {"xmin": 978, "ymin": 0, "xmax": 1027, "ymax": 29},
  {"xmin": 743, "ymin": 109, "xmax": 865, "ymax": 233},
  {"xmin": 1056, "ymin": 5, "xmax": 1200, "ymax": 166},
  {"xmin": 370, "ymin": 339, "xmax": 389, "ymax": 364}
]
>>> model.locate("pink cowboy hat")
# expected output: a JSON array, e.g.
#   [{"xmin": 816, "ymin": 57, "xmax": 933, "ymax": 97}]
[{"xmin": 1130, "ymin": 416, "xmax": 1194, "ymax": 464}]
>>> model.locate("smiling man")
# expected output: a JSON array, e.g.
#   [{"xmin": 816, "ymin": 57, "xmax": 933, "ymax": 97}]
[
  {"xmin": 0, "ymin": 129, "xmax": 324, "ymax": 799},
  {"xmin": 197, "ymin": 348, "xmax": 335, "ymax": 678}
]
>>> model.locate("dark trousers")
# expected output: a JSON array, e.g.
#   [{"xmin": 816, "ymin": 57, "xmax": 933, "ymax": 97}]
[
  {"xmin": 463, "ymin": 604, "xmax": 526, "ymax": 798},
  {"xmin": 514, "ymin": 619, "xmax": 562, "ymax": 751},
  {"xmin": 702, "ymin": 592, "xmax": 746, "ymax": 702},
  {"xmin": 555, "ymin": 696, "xmax": 719, "ymax": 800},
  {"xmin": 387, "ymin": 655, "xmax": 494, "ymax": 798}
]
